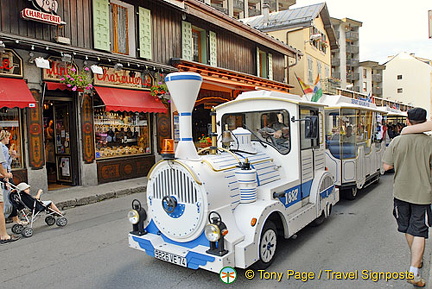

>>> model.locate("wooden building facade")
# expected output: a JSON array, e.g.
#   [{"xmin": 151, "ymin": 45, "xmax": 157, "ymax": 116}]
[{"xmin": 0, "ymin": 0, "xmax": 299, "ymax": 190}]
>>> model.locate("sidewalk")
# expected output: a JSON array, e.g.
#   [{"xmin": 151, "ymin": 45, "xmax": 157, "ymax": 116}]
[{"xmin": 44, "ymin": 177, "xmax": 148, "ymax": 210}]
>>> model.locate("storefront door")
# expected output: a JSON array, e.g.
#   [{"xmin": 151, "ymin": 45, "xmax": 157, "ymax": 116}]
[{"xmin": 44, "ymin": 99, "xmax": 79, "ymax": 187}]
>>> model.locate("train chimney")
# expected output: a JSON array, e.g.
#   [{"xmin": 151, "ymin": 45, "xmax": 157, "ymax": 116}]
[{"xmin": 165, "ymin": 72, "xmax": 203, "ymax": 160}]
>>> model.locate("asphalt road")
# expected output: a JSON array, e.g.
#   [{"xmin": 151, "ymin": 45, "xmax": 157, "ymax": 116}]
[{"xmin": 1, "ymin": 173, "xmax": 429, "ymax": 289}]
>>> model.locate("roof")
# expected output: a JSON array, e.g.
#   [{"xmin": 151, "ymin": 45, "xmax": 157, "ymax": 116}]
[{"xmin": 240, "ymin": 3, "xmax": 338, "ymax": 50}]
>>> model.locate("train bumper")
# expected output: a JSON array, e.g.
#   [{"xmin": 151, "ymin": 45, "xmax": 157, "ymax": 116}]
[{"xmin": 128, "ymin": 233, "xmax": 235, "ymax": 273}]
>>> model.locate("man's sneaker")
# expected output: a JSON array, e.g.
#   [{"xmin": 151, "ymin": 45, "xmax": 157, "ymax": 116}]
[{"xmin": 407, "ymin": 275, "xmax": 426, "ymax": 287}]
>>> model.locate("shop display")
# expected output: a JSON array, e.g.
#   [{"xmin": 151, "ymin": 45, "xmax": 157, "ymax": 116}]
[
  {"xmin": 94, "ymin": 109, "xmax": 151, "ymax": 159},
  {"xmin": 0, "ymin": 108, "xmax": 23, "ymax": 169}
]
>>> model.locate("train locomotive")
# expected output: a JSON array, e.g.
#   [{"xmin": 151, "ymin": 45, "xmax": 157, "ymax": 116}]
[{"xmin": 127, "ymin": 72, "xmax": 339, "ymax": 273}]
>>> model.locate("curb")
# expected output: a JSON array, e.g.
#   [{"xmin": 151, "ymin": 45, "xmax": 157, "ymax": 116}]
[{"xmin": 56, "ymin": 185, "xmax": 147, "ymax": 210}]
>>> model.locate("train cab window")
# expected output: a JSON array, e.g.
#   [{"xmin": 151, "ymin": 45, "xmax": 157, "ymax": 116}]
[{"xmin": 222, "ymin": 110, "xmax": 291, "ymax": 154}]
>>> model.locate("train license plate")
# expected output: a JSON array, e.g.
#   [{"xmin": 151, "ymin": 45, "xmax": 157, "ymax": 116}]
[{"xmin": 154, "ymin": 249, "xmax": 187, "ymax": 267}]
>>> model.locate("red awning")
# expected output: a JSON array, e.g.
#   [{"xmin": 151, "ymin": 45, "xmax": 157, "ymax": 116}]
[
  {"xmin": 94, "ymin": 86, "xmax": 167, "ymax": 113},
  {"xmin": 0, "ymin": 78, "xmax": 36, "ymax": 108},
  {"xmin": 45, "ymin": 81, "xmax": 72, "ymax": 91}
]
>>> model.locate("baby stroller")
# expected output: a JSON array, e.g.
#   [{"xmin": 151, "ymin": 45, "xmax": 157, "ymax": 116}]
[{"xmin": 3, "ymin": 181, "xmax": 67, "ymax": 238}]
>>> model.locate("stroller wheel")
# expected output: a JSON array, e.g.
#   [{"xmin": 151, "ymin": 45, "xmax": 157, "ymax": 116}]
[
  {"xmin": 56, "ymin": 217, "xmax": 68, "ymax": 227},
  {"xmin": 45, "ymin": 216, "xmax": 56, "ymax": 226},
  {"xmin": 22, "ymin": 227, "xmax": 33, "ymax": 238},
  {"xmin": 12, "ymin": 224, "xmax": 24, "ymax": 234}
]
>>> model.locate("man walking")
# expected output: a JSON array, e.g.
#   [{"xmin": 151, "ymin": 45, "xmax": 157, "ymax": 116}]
[{"xmin": 383, "ymin": 107, "xmax": 432, "ymax": 287}]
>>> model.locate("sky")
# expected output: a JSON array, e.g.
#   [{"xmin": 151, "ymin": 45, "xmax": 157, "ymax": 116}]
[{"xmin": 291, "ymin": 0, "xmax": 432, "ymax": 63}]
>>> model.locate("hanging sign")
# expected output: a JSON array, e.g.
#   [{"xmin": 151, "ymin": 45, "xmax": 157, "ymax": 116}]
[
  {"xmin": 21, "ymin": 0, "xmax": 65, "ymax": 26},
  {"xmin": 94, "ymin": 66, "xmax": 153, "ymax": 90},
  {"xmin": 0, "ymin": 49, "xmax": 23, "ymax": 77},
  {"xmin": 42, "ymin": 57, "xmax": 78, "ymax": 81}
]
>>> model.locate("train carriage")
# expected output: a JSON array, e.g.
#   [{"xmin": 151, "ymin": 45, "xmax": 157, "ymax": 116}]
[
  {"xmin": 318, "ymin": 94, "xmax": 385, "ymax": 199},
  {"xmin": 127, "ymin": 72, "xmax": 339, "ymax": 273}
]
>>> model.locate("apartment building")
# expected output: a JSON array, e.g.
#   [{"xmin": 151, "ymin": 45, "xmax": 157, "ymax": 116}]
[
  {"xmin": 359, "ymin": 61, "xmax": 385, "ymax": 98},
  {"xmin": 240, "ymin": 2, "xmax": 338, "ymax": 96},
  {"xmin": 331, "ymin": 17, "xmax": 362, "ymax": 92},
  {"xmin": 383, "ymin": 52, "xmax": 432, "ymax": 114}
]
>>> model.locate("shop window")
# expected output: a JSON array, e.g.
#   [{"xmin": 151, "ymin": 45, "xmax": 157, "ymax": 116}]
[
  {"xmin": 94, "ymin": 108, "xmax": 151, "ymax": 159},
  {"xmin": 0, "ymin": 108, "xmax": 23, "ymax": 169}
]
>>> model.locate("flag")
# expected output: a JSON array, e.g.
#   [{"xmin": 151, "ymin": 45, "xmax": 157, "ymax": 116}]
[
  {"xmin": 367, "ymin": 92, "xmax": 371, "ymax": 102},
  {"xmin": 295, "ymin": 73, "xmax": 314, "ymax": 95},
  {"xmin": 311, "ymin": 74, "xmax": 322, "ymax": 102}
]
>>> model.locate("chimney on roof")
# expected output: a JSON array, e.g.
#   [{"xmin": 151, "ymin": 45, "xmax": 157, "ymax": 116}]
[{"xmin": 262, "ymin": 3, "xmax": 270, "ymax": 26}]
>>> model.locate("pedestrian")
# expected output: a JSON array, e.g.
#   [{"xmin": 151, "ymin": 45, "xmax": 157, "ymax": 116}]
[
  {"xmin": 0, "ymin": 130, "xmax": 16, "ymax": 183},
  {"xmin": 382, "ymin": 107, "xmax": 432, "ymax": 287},
  {"xmin": 0, "ymin": 151, "xmax": 20, "ymax": 243}
]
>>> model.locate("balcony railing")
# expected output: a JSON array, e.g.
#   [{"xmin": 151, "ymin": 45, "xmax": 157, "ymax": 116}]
[
  {"xmin": 345, "ymin": 31, "xmax": 359, "ymax": 41},
  {"xmin": 248, "ymin": 6, "xmax": 260, "ymax": 17},
  {"xmin": 233, "ymin": 0, "xmax": 244, "ymax": 11},
  {"xmin": 372, "ymin": 74, "xmax": 382, "ymax": 82},
  {"xmin": 211, "ymin": 3, "xmax": 228, "ymax": 14},
  {"xmin": 372, "ymin": 87, "xmax": 382, "ymax": 95},
  {"xmin": 331, "ymin": 58, "xmax": 340, "ymax": 66},
  {"xmin": 346, "ymin": 58, "xmax": 359, "ymax": 67},
  {"xmin": 346, "ymin": 45, "xmax": 359, "ymax": 54},
  {"xmin": 346, "ymin": 72, "xmax": 359, "ymax": 81}
]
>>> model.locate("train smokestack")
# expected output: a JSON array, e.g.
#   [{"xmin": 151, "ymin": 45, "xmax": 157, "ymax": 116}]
[{"xmin": 165, "ymin": 72, "xmax": 203, "ymax": 160}]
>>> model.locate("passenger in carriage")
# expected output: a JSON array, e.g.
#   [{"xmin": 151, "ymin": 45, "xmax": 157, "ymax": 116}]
[{"xmin": 341, "ymin": 125, "xmax": 355, "ymax": 143}]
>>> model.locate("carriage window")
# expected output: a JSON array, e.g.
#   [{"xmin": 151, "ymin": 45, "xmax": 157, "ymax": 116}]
[{"xmin": 222, "ymin": 110, "xmax": 291, "ymax": 154}]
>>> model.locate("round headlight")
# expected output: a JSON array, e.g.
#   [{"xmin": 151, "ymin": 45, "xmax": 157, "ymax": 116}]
[
  {"xmin": 128, "ymin": 210, "xmax": 139, "ymax": 224},
  {"xmin": 205, "ymin": 224, "xmax": 220, "ymax": 242}
]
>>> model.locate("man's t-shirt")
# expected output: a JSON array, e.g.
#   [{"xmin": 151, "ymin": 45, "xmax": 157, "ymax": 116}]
[{"xmin": 383, "ymin": 133, "xmax": 432, "ymax": 204}]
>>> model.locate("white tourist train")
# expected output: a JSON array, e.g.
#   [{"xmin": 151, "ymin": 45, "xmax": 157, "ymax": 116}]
[
  {"xmin": 127, "ymin": 72, "xmax": 339, "ymax": 273},
  {"xmin": 318, "ymin": 94, "xmax": 386, "ymax": 199}
]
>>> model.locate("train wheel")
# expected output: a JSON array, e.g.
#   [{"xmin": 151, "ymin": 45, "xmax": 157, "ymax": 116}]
[
  {"xmin": 252, "ymin": 221, "xmax": 277, "ymax": 269},
  {"xmin": 310, "ymin": 212, "xmax": 325, "ymax": 227},
  {"xmin": 344, "ymin": 187, "xmax": 358, "ymax": 200}
]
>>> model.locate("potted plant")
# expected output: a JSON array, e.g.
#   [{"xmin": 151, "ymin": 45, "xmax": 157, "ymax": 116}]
[
  {"xmin": 150, "ymin": 82, "xmax": 170, "ymax": 106},
  {"xmin": 60, "ymin": 67, "xmax": 93, "ymax": 92},
  {"xmin": 198, "ymin": 134, "xmax": 212, "ymax": 148}
]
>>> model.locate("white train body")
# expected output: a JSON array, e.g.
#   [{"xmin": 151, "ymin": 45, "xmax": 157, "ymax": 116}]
[
  {"xmin": 318, "ymin": 94, "xmax": 386, "ymax": 199},
  {"xmin": 128, "ymin": 73, "xmax": 339, "ymax": 273}
]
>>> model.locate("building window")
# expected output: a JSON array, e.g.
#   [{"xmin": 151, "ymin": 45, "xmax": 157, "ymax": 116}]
[
  {"xmin": 192, "ymin": 27, "xmax": 208, "ymax": 63},
  {"xmin": 0, "ymin": 108, "xmax": 23, "ymax": 169},
  {"xmin": 258, "ymin": 50, "xmax": 268, "ymax": 78},
  {"xmin": 363, "ymin": 69, "xmax": 367, "ymax": 78},
  {"xmin": 111, "ymin": 1, "xmax": 135, "ymax": 56},
  {"xmin": 317, "ymin": 61, "xmax": 322, "ymax": 77},
  {"xmin": 397, "ymin": 88, "xmax": 403, "ymax": 93},
  {"xmin": 363, "ymin": 82, "xmax": 367, "ymax": 92},
  {"xmin": 308, "ymin": 58, "xmax": 313, "ymax": 83},
  {"xmin": 397, "ymin": 75, "xmax": 403, "ymax": 80}
]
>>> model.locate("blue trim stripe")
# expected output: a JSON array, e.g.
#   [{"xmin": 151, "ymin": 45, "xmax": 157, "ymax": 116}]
[
  {"xmin": 179, "ymin": 112, "xmax": 192, "ymax": 116},
  {"xmin": 165, "ymin": 74, "xmax": 203, "ymax": 82},
  {"xmin": 180, "ymin": 138, "xmax": 193, "ymax": 141}
]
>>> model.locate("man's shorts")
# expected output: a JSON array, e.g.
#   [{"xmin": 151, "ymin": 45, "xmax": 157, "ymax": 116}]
[{"xmin": 393, "ymin": 198, "xmax": 432, "ymax": 238}]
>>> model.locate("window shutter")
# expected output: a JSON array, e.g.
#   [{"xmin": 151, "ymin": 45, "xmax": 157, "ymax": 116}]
[
  {"xmin": 139, "ymin": 7, "xmax": 152, "ymax": 59},
  {"xmin": 182, "ymin": 21, "xmax": 193, "ymax": 61},
  {"xmin": 268, "ymin": 53, "xmax": 273, "ymax": 80},
  {"xmin": 209, "ymin": 31, "xmax": 217, "ymax": 66},
  {"xmin": 256, "ymin": 47, "xmax": 260, "ymax": 76},
  {"xmin": 93, "ymin": 0, "xmax": 111, "ymax": 51}
]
